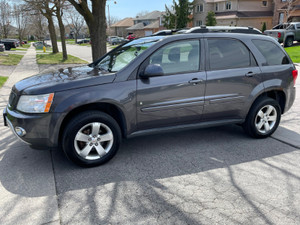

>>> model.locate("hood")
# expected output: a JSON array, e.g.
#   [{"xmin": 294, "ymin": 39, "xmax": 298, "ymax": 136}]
[{"xmin": 13, "ymin": 65, "xmax": 116, "ymax": 95}]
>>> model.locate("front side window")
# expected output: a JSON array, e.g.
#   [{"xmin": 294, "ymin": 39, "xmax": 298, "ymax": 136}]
[
  {"xmin": 95, "ymin": 38, "xmax": 160, "ymax": 72},
  {"xmin": 287, "ymin": 24, "xmax": 296, "ymax": 30},
  {"xmin": 215, "ymin": 3, "xmax": 219, "ymax": 11},
  {"xmin": 252, "ymin": 39, "xmax": 289, "ymax": 65},
  {"xmin": 208, "ymin": 38, "xmax": 255, "ymax": 70},
  {"xmin": 148, "ymin": 40, "xmax": 200, "ymax": 75}
]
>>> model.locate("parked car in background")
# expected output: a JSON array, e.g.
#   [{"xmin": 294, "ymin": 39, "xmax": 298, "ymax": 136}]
[
  {"xmin": 0, "ymin": 39, "xmax": 17, "ymax": 50},
  {"xmin": 0, "ymin": 43, "xmax": 4, "ymax": 52},
  {"xmin": 107, "ymin": 36, "xmax": 118, "ymax": 43},
  {"xmin": 76, "ymin": 39, "xmax": 90, "ymax": 44},
  {"xmin": 126, "ymin": 34, "xmax": 136, "ymax": 40},
  {"xmin": 3, "ymin": 33, "xmax": 297, "ymax": 167},
  {"xmin": 33, "ymin": 41, "xmax": 51, "ymax": 48},
  {"xmin": 185, "ymin": 26, "xmax": 262, "ymax": 34},
  {"xmin": 108, "ymin": 37, "xmax": 127, "ymax": 45},
  {"xmin": 264, "ymin": 22, "xmax": 300, "ymax": 47}
]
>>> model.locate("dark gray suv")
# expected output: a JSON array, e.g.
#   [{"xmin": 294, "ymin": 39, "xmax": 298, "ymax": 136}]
[{"xmin": 3, "ymin": 33, "xmax": 298, "ymax": 167}]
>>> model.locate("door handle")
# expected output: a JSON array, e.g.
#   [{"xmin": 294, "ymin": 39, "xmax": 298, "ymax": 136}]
[
  {"xmin": 189, "ymin": 78, "xmax": 203, "ymax": 85},
  {"xmin": 245, "ymin": 72, "xmax": 256, "ymax": 77}
]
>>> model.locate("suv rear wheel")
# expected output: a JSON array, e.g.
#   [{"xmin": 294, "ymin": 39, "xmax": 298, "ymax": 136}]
[
  {"xmin": 243, "ymin": 97, "xmax": 281, "ymax": 138},
  {"xmin": 62, "ymin": 111, "xmax": 121, "ymax": 167},
  {"xmin": 284, "ymin": 37, "xmax": 294, "ymax": 47}
]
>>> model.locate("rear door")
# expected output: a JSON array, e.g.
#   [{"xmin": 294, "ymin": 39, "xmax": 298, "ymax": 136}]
[
  {"xmin": 136, "ymin": 39, "xmax": 206, "ymax": 129},
  {"xmin": 203, "ymin": 38, "xmax": 261, "ymax": 121}
]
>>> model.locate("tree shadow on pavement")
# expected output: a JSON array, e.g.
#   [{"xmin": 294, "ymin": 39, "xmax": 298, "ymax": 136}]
[{"xmin": 1, "ymin": 124, "xmax": 300, "ymax": 224}]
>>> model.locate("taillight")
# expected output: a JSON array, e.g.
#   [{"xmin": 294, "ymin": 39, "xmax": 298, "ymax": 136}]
[
  {"xmin": 278, "ymin": 33, "xmax": 281, "ymax": 38},
  {"xmin": 292, "ymin": 70, "xmax": 298, "ymax": 86}
]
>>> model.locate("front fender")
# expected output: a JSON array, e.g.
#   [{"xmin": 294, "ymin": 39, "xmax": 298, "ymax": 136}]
[{"xmin": 48, "ymin": 80, "xmax": 137, "ymax": 146}]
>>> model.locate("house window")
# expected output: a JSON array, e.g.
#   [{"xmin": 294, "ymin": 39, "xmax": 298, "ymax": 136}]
[
  {"xmin": 262, "ymin": 1, "xmax": 268, "ymax": 7},
  {"xmin": 215, "ymin": 3, "xmax": 219, "ymax": 11},
  {"xmin": 196, "ymin": 4, "xmax": 204, "ymax": 13},
  {"xmin": 279, "ymin": 12, "xmax": 284, "ymax": 24},
  {"xmin": 226, "ymin": 1, "xmax": 232, "ymax": 10},
  {"xmin": 196, "ymin": 20, "xmax": 203, "ymax": 26}
]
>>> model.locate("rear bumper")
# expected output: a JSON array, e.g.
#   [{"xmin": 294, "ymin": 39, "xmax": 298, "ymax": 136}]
[{"xmin": 284, "ymin": 87, "xmax": 296, "ymax": 113}]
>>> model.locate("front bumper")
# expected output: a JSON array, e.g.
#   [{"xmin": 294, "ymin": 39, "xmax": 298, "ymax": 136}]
[{"xmin": 3, "ymin": 107, "xmax": 58, "ymax": 148}]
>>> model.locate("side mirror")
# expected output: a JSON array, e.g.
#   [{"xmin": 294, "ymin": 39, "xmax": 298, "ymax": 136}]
[{"xmin": 140, "ymin": 64, "xmax": 164, "ymax": 78}]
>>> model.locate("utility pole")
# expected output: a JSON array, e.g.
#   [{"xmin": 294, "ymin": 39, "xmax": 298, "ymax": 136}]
[{"xmin": 106, "ymin": 1, "xmax": 116, "ymax": 28}]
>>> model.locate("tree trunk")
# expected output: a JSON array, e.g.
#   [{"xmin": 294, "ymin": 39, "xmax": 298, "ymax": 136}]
[
  {"xmin": 68, "ymin": 0, "xmax": 107, "ymax": 61},
  {"xmin": 56, "ymin": 6, "xmax": 67, "ymax": 60},
  {"xmin": 46, "ymin": 15, "xmax": 59, "ymax": 53},
  {"xmin": 74, "ymin": 32, "xmax": 77, "ymax": 44},
  {"xmin": 89, "ymin": 1, "xmax": 106, "ymax": 61}
]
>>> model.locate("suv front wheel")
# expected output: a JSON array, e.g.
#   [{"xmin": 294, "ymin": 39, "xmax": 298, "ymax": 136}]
[
  {"xmin": 243, "ymin": 97, "xmax": 281, "ymax": 138},
  {"xmin": 62, "ymin": 111, "xmax": 121, "ymax": 167}
]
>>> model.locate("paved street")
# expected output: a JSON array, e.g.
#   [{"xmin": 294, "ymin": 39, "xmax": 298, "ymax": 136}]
[
  {"xmin": 57, "ymin": 42, "xmax": 112, "ymax": 63},
  {"xmin": 0, "ymin": 45, "xmax": 300, "ymax": 224}
]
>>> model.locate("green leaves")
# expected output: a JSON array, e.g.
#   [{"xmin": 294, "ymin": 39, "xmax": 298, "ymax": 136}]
[{"xmin": 163, "ymin": 0, "xmax": 193, "ymax": 29}]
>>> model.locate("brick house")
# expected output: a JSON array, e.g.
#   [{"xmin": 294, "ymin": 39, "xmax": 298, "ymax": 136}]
[
  {"xmin": 126, "ymin": 11, "xmax": 165, "ymax": 37},
  {"xmin": 110, "ymin": 18, "xmax": 134, "ymax": 38},
  {"xmin": 193, "ymin": 0, "xmax": 274, "ymax": 30},
  {"xmin": 273, "ymin": 0, "xmax": 300, "ymax": 25}
]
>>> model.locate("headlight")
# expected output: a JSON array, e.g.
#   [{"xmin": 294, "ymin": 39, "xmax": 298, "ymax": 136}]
[{"xmin": 17, "ymin": 93, "xmax": 54, "ymax": 113}]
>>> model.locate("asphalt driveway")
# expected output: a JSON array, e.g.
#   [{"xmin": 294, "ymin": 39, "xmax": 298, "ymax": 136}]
[{"xmin": 1, "ymin": 124, "xmax": 300, "ymax": 224}]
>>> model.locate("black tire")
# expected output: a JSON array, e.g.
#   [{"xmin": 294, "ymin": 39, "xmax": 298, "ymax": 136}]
[
  {"xmin": 284, "ymin": 37, "xmax": 294, "ymax": 47},
  {"xmin": 62, "ymin": 111, "xmax": 122, "ymax": 167},
  {"xmin": 243, "ymin": 97, "xmax": 281, "ymax": 138}
]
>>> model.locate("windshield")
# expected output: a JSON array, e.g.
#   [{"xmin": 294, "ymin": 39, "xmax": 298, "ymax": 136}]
[{"xmin": 95, "ymin": 37, "xmax": 161, "ymax": 73}]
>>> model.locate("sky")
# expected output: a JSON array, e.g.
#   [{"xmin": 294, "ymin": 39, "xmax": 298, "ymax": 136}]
[{"xmin": 107, "ymin": 0, "xmax": 174, "ymax": 20}]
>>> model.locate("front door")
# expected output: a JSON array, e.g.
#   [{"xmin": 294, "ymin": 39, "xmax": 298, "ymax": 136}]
[{"xmin": 136, "ymin": 39, "xmax": 206, "ymax": 130}]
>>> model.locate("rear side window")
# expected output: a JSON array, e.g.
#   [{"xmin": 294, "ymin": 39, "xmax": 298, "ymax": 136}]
[
  {"xmin": 208, "ymin": 38, "xmax": 256, "ymax": 70},
  {"xmin": 252, "ymin": 40, "xmax": 289, "ymax": 65}
]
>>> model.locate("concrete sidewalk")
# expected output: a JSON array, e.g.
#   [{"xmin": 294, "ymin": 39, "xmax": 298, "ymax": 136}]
[{"xmin": 0, "ymin": 46, "xmax": 60, "ymax": 225}]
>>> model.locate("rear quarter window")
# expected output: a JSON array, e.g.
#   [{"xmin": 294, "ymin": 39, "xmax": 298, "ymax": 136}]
[{"xmin": 252, "ymin": 39, "xmax": 290, "ymax": 66}]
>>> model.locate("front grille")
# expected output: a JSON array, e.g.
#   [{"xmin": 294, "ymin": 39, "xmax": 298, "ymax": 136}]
[{"xmin": 8, "ymin": 91, "xmax": 17, "ymax": 108}]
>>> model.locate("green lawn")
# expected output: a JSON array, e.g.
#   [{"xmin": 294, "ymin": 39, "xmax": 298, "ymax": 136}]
[
  {"xmin": 285, "ymin": 45, "xmax": 300, "ymax": 63},
  {"xmin": 67, "ymin": 40, "xmax": 76, "ymax": 44},
  {"xmin": 11, "ymin": 47, "xmax": 27, "ymax": 51},
  {"xmin": 0, "ymin": 76, "xmax": 8, "ymax": 88},
  {"xmin": 22, "ymin": 44, "xmax": 31, "ymax": 48},
  {"xmin": 78, "ymin": 43, "xmax": 91, "ymax": 46},
  {"xmin": 0, "ymin": 54, "xmax": 24, "ymax": 65},
  {"xmin": 36, "ymin": 53, "xmax": 88, "ymax": 64}
]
